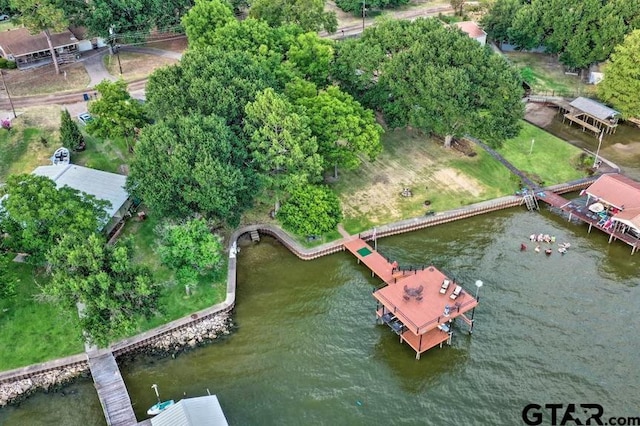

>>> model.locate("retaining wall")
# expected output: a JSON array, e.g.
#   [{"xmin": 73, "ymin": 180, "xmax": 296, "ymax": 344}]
[{"xmin": 0, "ymin": 179, "xmax": 594, "ymax": 387}]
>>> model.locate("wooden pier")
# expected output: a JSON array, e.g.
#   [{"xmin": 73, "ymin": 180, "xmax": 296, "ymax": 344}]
[
  {"xmin": 88, "ymin": 350, "xmax": 137, "ymax": 426},
  {"xmin": 344, "ymin": 237, "xmax": 479, "ymax": 359}
]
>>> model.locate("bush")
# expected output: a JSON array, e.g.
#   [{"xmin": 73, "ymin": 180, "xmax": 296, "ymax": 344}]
[
  {"xmin": 278, "ymin": 184, "xmax": 342, "ymax": 236},
  {"xmin": 0, "ymin": 57, "xmax": 16, "ymax": 69}
]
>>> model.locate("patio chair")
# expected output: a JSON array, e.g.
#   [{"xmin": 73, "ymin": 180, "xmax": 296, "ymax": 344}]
[
  {"xmin": 450, "ymin": 285, "xmax": 462, "ymax": 300},
  {"xmin": 439, "ymin": 279, "xmax": 450, "ymax": 294}
]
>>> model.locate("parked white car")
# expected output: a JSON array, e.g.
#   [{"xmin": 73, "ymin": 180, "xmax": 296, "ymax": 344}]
[{"xmin": 78, "ymin": 112, "xmax": 93, "ymax": 125}]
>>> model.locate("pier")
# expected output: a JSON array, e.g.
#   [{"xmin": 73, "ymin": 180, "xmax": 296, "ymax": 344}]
[
  {"xmin": 87, "ymin": 350, "xmax": 137, "ymax": 426},
  {"xmin": 344, "ymin": 237, "xmax": 479, "ymax": 359}
]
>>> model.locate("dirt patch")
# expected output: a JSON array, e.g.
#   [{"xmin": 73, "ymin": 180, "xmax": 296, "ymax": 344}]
[
  {"xmin": 611, "ymin": 142, "xmax": 640, "ymax": 154},
  {"xmin": 432, "ymin": 168, "xmax": 483, "ymax": 197},
  {"xmin": 525, "ymin": 102, "xmax": 558, "ymax": 127},
  {"xmin": 104, "ymin": 53, "xmax": 177, "ymax": 82},
  {"xmin": 4, "ymin": 63, "xmax": 90, "ymax": 96}
]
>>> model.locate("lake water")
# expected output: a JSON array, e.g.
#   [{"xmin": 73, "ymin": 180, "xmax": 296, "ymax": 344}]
[{"xmin": 2, "ymin": 207, "xmax": 639, "ymax": 425}]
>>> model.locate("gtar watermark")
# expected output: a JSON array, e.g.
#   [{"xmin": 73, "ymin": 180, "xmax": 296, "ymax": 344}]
[{"xmin": 522, "ymin": 404, "xmax": 640, "ymax": 425}]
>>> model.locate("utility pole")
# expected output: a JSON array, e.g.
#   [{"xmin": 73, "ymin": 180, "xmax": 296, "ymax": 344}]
[
  {"xmin": 0, "ymin": 69, "xmax": 16, "ymax": 118},
  {"xmin": 115, "ymin": 45, "xmax": 123, "ymax": 75},
  {"xmin": 362, "ymin": 0, "xmax": 365, "ymax": 32},
  {"xmin": 593, "ymin": 129, "xmax": 604, "ymax": 168}
]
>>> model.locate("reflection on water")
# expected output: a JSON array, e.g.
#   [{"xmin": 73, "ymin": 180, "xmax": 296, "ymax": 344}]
[{"xmin": 1, "ymin": 208, "xmax": 639, "ymax": 425}]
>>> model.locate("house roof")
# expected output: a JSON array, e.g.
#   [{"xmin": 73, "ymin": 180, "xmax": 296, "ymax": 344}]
[
  {"xmin": 612, "ymin": 207, "xmax": 640, "ymax": 232},
  {"xmin": 0, "ymin": 27, "xmax": 79, "ymax": 57},
  {"xmin": 454, "ymin": 21, "xmax": 486, "ymax": 39},
  {"xmin": 569, "ymin": 97, "xmax": 620, "ymax": 121},
  {"xmin": 151, "ymin": 395, "xmax": 229, "ymax": 426},
  {"xmin": 31, "ymin": 164, "xmax": 128, "ymax": 220},
  {"xmin": 585, "ymin": 174, "xmax": 640, "ymax": 210}
]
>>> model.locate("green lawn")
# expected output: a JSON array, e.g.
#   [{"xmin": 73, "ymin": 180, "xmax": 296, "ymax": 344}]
[
  {"xmin": 0, "ymin": 126, "xmax": 56, "ymax": 181},
  {"xmin": 497, "ymin": 122, "xmax": 587, "ymax": 186},
  {"xmin": 504, "ymin": 51, "xmax": 595, "ymax": 97},
  {"xmin": 117, "ymin": 212, "xmax": 228, "ymax": 334},
  {"xmin": 0, "ymin": 254, "xmax": 84, "ymax": 370}
]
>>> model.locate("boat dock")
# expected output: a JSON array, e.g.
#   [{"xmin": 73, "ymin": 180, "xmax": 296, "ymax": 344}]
[
  {"xmin": 87, "ymin": 350, "xmax": 137, "ymax": 426},
  {"xmin": 344, "ymin": 237, "xmax": 479, "ymax": 359}
]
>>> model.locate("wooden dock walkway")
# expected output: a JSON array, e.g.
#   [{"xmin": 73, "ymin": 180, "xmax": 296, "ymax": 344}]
[{"xmin": 88, "ymin": 351, "xmax": 137, "ymax": 426}]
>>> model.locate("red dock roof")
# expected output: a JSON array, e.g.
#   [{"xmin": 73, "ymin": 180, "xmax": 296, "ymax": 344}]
[{"xmin": 373, "ymin": 266, "xmax": 478, "ymax": 335}]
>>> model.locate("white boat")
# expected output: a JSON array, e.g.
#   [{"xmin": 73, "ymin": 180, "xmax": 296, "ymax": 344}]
[
  {"xmin": 51, "ymin": 147, "xmax": 70, "ymax": 165},
  {"xmin": 147, "ymin": 384, "xmax": 175, "ymax": 416},
  {"xmin": 147, "ymin": 399, "xmax": 175, "ymax": 416}
]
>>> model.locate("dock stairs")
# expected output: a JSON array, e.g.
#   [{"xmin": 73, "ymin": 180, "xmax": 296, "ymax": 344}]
[
  {"xmin": 250, "ymin": 230, "xmax": 260, "ymax": 242},
  {"xmin": 522, "ymin": 191, "xmax": 539, "ymax": 211}
]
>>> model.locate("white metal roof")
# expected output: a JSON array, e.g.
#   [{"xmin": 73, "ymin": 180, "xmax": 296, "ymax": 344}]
[
  {"xmin": 31, "ymin": 164, "xmax": 128, "ymax": 219},
  {"xmin": 151, "ymin": 395, "xmax": 229, "ymax": 426},
  {"xmin": 569, "ymin": 97, "xmax": 620, "ymax": 121}
]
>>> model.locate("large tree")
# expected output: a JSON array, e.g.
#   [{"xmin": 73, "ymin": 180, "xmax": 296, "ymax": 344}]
[
  {"xmin": 492, "ymin": 0, "xmax": 640, "ymax": 69},
  {"xmin": 81, "ymin": 0, "xmax": 193, "ymax": 39},
  {"xmin": 285, "ymin": 32, "xmax": 334, "ymax": 87},
  {"xmin": 146, "ymin": 46, "xmax": 282, "ymax": 128},
  {"xmin": 156, "ymin": 218, "xmax": 224, "ymax": 290},
  {"xmin": 278, "ymin": 184, "xmax": 342, "ymax": 236},
  {"xmin": 598, "ymin": 30, "xmax": 640, "ymax": 120},
  {"xmin": 291, "ymin": 84, "xmax": 383, "ymax": 178},
  {"xmin": 45, "ymin": 233, "xmax": 159, "ymax": 347},
  {"xmin": 87, "ymin": 79, "xmax": 148, "ymax": 141},
  {"xmin": 0, "ymin": 174, "xmax": 108, "ymax": 263},
  {"xmin": 249, "ymin": 0, "xmax": 337, "ymax": 33},
  {"xmin": 332, "ymin": 18, "xmax": 523, "ymax": 148},
  {"xmin": 126, "ymin": 114, "xmax": 254, "ymax": 225},
  {"xmin": 10, "ymin": 0, "xmax": 67, "ymax": 74},
  {"xmin": 182, "ymin": 0, "xmax": 235, "ymax": 49},
  {"xmin": 243, "ymin": 88, "xmax": 323, "ymax": 211}
]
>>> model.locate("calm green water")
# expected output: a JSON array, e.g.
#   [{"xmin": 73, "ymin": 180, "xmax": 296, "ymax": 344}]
[{"xmin": 2, "ymin": 208, "xmax": 639, "ymax": 425}]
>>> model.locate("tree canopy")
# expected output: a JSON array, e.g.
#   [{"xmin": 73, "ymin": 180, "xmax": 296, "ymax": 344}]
[
  {"xmin": 335, "ymin": 0, "xmax": 409, "ymax": 14},
  {"xmin": 156, "ymin": 218, "xmax": 224, "ymax": 288},
  {"xmin": 332, "ymin": 18, "xmax": 523, "ymax": 147},
  {"xmin": 278, "ymin": 184, "xmax": 342, "ymax": 236},
  {"xmin": 249, "ymin": 0, "xmax": 337, "ymax": 33},
  {"xmin": 45, "ymin": 233, "xmax": 159, "ymax": 347},
  {"xmin": 87, "ymin": 79, "xmax": 148, "ymax": 140},
  {"xmin": 243, "ymin": 88, "xmax": 323, "ymax": 207},
  {"xmin": 126, "ymin": 114, "xmax": 255, "ymax": 225},
  {"xmin": 598, "ymin": 29, "xmax": 640, "ymax": 120},
  {"xmin": 59, "ymin": 109, "xmax": 84, "ymax": 150},
  {"xmin": 291, "ymin": 84, "xmax": 383, "ymax": 177},
  {"xmin": 0, "ymin": 174, "xmax": 108, "ymax": 263},
  {"xmin": 482, "ymin": 0, "xmax": 640, "ymax": 69},
  {"xmin": 182, "ymin": 0, "xmax": 235, "ymax": 49}
]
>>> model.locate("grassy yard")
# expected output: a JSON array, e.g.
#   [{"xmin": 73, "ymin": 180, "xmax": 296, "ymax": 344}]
[
  {"xmin": 103, "ymin": 52, "xmax": 177, "ymax": 82},
  {"xmin": 504, "ymin": 51, "xmax": 595, "ymax": 97},
  {"xmin": 4, "ymin": 63, "xmax": 89, "ymax": 96},
  {"xmin": 117, "ymin": 212, "xmax": 228, "ymax": 333},
  {"xmin": 332, "ymin": 128, "xmax": 516, "ymax": 234},
  {"xmin": 497, "ymin": 121, "xmax": 587, "ymax": 186},
  {"xmin": 0, "ymin": 254, "xmax": 84, "ymax": 370}
]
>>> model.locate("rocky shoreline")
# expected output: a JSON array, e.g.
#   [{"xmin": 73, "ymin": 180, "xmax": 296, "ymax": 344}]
[{"xmin": 0, "ymin": 311, "xmax": 233, "ymax": 407}]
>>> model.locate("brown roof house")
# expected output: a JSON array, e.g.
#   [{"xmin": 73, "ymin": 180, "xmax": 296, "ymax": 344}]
[
  {"xmin": 455, "ymin": 21, "xmax": 487, "ymax": 46},
  {"xmin": 0, "ymin": 27, "xmax": 81, "ymax": 69}
]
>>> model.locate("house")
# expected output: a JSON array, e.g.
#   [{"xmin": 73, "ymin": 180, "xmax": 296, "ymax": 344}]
[
  {"xmin": 454, "ymin": 21, "xmax": 487, "ymax": 46},
  {"xmin": 31, "ymin": 164, "xmax": 131, "ymax": 235},
  {"xmin": 0, "ymin": 27, "xmax": 89, "ymax": 69},
  {"xmin": 583, "ymin": 174, "xmax": 640, "ymax": 239},
  {"xmin": 150, "ymin": 395, "xmax": 229, "ymax": 426}
]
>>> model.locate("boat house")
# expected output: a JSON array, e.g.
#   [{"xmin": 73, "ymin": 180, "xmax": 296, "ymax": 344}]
[
  {"xmin": 583, "ymin": 174, "xmax": 640, "ymax": 241},
  {"xmin": 150, "ymin": 395, "xmax": 229, "ymax": 426},
  {"xmin": 562, "ymin": 97, "xmax": 620, "ymax": 136},
  {"xmin": 31, "ymin": 164, "xmax": 131, "ymax": 235}
]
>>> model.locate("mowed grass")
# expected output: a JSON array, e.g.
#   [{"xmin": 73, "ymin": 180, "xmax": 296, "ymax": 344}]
[
  {"xmin": 497, "ymin": 121, "xmax": 587, "ymax": 185},
  {"xmin": 103, "ymin": 52, "xmax": 177, "ymax": 82},
  {"xmin": 504, "ymin": 51, "xmax": 595, "ymax": 97},
  {"xmin": 0, "ymin": 254, "xmax": 84, "ymax": 370},
  {"xmin": 332, "ymin": 128, "xmax": 516, "ymax": 234},
  {"xmin": 118, "ymin": 212, "xmax": 227, "ymax": 333}
]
